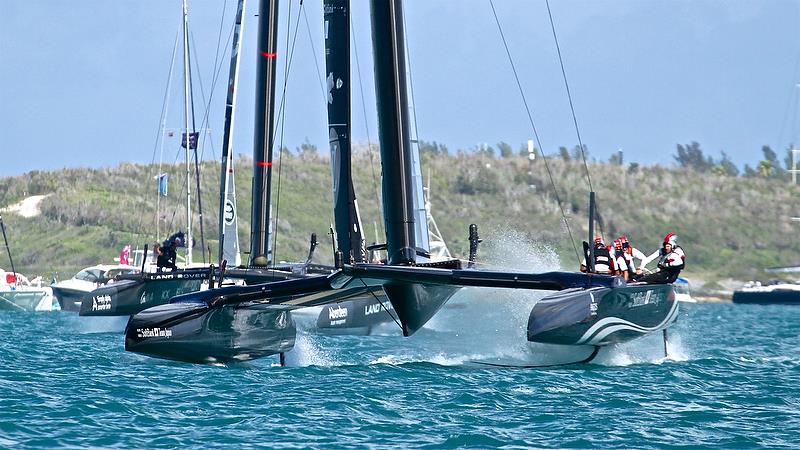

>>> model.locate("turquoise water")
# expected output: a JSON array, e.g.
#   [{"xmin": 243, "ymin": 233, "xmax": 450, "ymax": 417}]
[{"xmin": 2, "ymin": 295, "xmax": 799, "ymax": 448}]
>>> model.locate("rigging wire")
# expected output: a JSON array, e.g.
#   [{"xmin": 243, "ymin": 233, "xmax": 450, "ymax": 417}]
[
  {"xmin": 300, "ymin": 5, "xmax": 340, "ymax": 247},
  {"xmin": 189, "ymin": 16, "xmax": 235, "ymax": 163},
  {"xmin": 775, "ymin": 43, "xmax": 800, "ymax": 151},
  {"xmin": 181, "ymin": 1, "xmax": 237, "ymax": 264},
  {"xmin": 488, "ymin": 0, "xmax": 581, "ymax": 264},
  {"xmin": 186, "ymin": 22, "xmax": 207, "ymax": 263},
  {"xmin": 302, "ymin": 6, "xmax": 328, "ymax": 106},
  {"xmin": 544, "ymin": 0, "xmax": 606, "ymax": 239},
  {"xmin": 544, "ymin": 0, "xmax": 593, "ymax": 194},
  {"xmin": 148, "ymin": 26, "xmax": 181, "ymax": 244},
  {"xmin": 359, "ymin": 277, "xmax": 403, "ymax": 331},
  {"xmin": 271, "ymin": 0, "xmax": 306, "ymax": 268},
  {"xmin": 350, "ymin": 15, "xmax": 383, "ymax": 239}
]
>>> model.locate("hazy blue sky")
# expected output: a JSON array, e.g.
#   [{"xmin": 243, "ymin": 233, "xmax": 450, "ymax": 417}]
[{"xmin": 2, "ymin": 0, "xmax": 800, "ymax": 177}]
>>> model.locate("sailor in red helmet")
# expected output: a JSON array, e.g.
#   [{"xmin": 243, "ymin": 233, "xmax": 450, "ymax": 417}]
[
  {"xmin": 639, "ymin": 233, "xmax": 685, "ymax": 284},
  {"xmin": 612, "ymin": 239, "xmax": 631, "ymax": 281},
  {"xmin": 619, "ymin": 235, "xmax": 647, "ymax": 279},
  {"xmin": 580, "ymin": 236, "xmax": 614, "ymax": 274}
]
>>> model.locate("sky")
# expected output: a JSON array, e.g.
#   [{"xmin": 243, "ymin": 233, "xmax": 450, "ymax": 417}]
[{"xmin": 2, "ymin": 0, "xmax": 800, "ymax": 177}]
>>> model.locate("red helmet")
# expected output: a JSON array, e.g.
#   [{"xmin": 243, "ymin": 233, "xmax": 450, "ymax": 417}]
[
  {"xmin": 619, "ymin": 235, "xmax": 628, "ymax": 244},
  {"xmin": 613, "ymin": 239, "xmax": 622, "ymax": 250},
  {"xmin": 663, "ymin": 233, "xmax": 677, "ymax": 247},
  {"xmin": 594, "ymin": 236, "xmax": 604, "ymax": 246}
]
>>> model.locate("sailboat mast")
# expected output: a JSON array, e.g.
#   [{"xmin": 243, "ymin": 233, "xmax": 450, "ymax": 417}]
[
  {"xmin": 325, "ymin": 0, "xmax": 365, "ymax": 264},
  {"xmin": 182, "ymin": 0, "xmax": 193, "ymax": 265},
  {"xmin": 218, "ymin": 0, "xmax": 246, "ymax": 267},
  {"xmin": 370, "ymin": 0, "xmax": 416, "ymax": 265},
  {"xmin": 250, "ymin": 0, "xmax": 280, "ymax": 267}
]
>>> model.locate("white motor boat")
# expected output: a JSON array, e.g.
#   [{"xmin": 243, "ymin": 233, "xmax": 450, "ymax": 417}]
[
  {"xmin": 0, "ymin": 269, "xmax": 58, "ymax": 312},
  {"xmin": 673, "ymin": 277, "xmax": 696, "ymax": 303}
]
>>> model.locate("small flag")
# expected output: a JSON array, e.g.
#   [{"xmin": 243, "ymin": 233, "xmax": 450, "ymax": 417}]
[
  {"xmin": 157, "ymin": 173, "xmax": 169, "ymax": 197},
  {"xmin": 181, "ymin": 132, "xmax": 199, "ymax": 149}
]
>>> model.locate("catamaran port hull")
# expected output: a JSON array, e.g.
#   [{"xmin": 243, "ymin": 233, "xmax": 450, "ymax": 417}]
[{"xmin": 125, "ymin": 300, "xmax": 295, "ymax": 364}]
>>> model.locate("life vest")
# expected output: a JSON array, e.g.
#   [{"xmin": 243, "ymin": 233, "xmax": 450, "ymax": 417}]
[
  {"xmin": 616, "ymin": 249, "xmax": 632, "ymax": 273},
  {"xmin": 592, "ymin": 246, "xmax": 613, "ymax": 273},
  {"xmin": 657, "ymin": 245, "xmax": 685, "ymax": 271}
]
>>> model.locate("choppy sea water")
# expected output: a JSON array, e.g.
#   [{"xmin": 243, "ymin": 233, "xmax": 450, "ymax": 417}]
[{"xmin": 2, "ymin": 295, "xmax": 799, "ymax": 448}]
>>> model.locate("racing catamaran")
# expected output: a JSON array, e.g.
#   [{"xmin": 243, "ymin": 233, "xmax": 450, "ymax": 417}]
[{"xmin": 125, "ymin": 0, "xmax": 678, "ymax": 365}]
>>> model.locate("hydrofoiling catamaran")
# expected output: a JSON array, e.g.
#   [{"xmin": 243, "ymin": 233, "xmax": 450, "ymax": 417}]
[{"xmin": 125, "ymin": 0, "xmax": 677, "ymax": 365}]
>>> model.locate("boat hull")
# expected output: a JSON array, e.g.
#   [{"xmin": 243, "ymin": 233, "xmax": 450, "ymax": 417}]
[
  {"xmin": 528, "ymin": 284, "xmax": 677, "ymax": 346},
  {"xmin": 315, "ymin": 289, "xmax": 395, "ymax": 335},
  {"xmin": 125, "ymin": 299, "xmax": 296, "ymax": 364},
  {"xmin": 79, "ymin": 269, "xmax": 210, "ymax": 316},
  {"xmin": 0, "ymin": 289, "xmax": 51, "ymax": 312},
  {"xmin": 52, "ymin": 286, "xmax": 89, "ymax": 312},
  {"xmin": 732, "ymin": 289, "xmax": 800, "ymax": 305}
]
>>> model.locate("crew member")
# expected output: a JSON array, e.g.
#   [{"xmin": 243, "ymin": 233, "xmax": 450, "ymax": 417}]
[
  {"xmin": 620, "ymin": 235, "xmax": 647, "ymax": 280},
  {"xmin": 639, "ymin": 233, "xmax": 685, "ymax": 284},
  {"xmin": 612, "ymin": 239, "xmax": 630, "ymax": 281},
  {"xmin": 155, "ymin": 237, "xmax": 179, "ymax": 271},
  {"xmin": 580, "ymin": 236, "xmax": 614, "ymax": 274}
]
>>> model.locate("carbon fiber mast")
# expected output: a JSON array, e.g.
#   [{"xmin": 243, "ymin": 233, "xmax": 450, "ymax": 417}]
[
  {"xmin": 326, "ymin": 0, "xmax": 365, "ymax": 264},
  {"xmin": 218, "ymin": 0, "xmax": 246, "ymax": 268},
  {"xmin": 369, "ymin": 0, "xmax": 459, "ymax": 335},
  {"xmin": 250, "ymin": 0, "xmax": 280, "ymax": 267}
]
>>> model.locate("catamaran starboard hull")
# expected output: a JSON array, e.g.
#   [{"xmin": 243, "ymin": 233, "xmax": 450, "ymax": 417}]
[{"xmin": 527, "ymin": 284, "xmax": 677, "ymax": 346}]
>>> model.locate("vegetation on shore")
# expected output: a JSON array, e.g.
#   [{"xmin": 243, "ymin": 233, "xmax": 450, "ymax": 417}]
[{"xmin": 0, "ymin": 143, "xmax": 798, "ymax": 291}]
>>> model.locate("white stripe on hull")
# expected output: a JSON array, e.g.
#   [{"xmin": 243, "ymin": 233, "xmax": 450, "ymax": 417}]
[{"xmin": 576, "ymin": 298, "xmax": 679, "ymax": 346}]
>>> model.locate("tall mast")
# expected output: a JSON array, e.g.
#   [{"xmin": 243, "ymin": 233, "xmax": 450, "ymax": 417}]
[
  {"xmin": 250, "ymin": 0, "xmax": 280, "ymax": 267},
  {"xmin": 370, "ymin": 0, "xmax": 415, "ymax": 266},
  {"xmin": 325, "ymin": 0, "xmax": 365, "ymax": 264},
  {"xmin": 370, "ymin": 0, "xmax": 458, "ymax": 337},
  {"xmin": 218, "ymin": 0, "xmax": 246, "ymax": 267},
  {"xmin": 182, "ymin": 0, "xmax": 193, "ymax": 265}
]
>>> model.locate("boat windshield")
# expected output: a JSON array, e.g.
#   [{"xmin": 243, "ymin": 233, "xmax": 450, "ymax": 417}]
[
  {"xmin": 106, "ymin": 268, "xmax": 138, "ymax": 278},
  {"xmin": 75, "ymin": 269, "xmax": 104, "ymax": 282}
]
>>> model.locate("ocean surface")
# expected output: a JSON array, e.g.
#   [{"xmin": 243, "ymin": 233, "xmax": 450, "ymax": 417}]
[{"xmin": 2, "ymin": 293, "xmax": 799, "ymax": 448}]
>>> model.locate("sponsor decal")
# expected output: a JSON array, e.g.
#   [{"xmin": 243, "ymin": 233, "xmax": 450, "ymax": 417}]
[
  {"xmin": 365, "ymin": 301, "xmax": 392, "ymax": 316},
  {"xmin": 330, "ymin": 319, "xmax": 346, "ymax": 326},
  {"xmin": 92, "ymin": 295, "xmax": 112, "ymax": 311},
  {"xmin": 589, "ymin": 294, "xmax": 598, "ymax": 315},
  {"xmin": 630, "ymin": 289, "xmax": 665, "ymax": 307},
  {"xmin": 136, "ymin": 327, "xmax": 173, "ymax": 339},
  {"xmin": 328, "ymin": 305, "xmax": 348, "ymax": 320},
  {"xmin": 147, "ymin": 271, "xmax": 208, "ymax": 281},
  {"xmin": 224, "ymin": 199, "xmax": 236, "ymax": 225}
]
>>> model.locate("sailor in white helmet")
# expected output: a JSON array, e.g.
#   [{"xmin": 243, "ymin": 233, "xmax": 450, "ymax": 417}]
[{"xmin": 639, "ymin": 233, "xmax": 685, "ymax": 284}]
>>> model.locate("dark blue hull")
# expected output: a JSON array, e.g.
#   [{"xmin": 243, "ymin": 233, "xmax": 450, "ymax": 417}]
[
  {"xmin": 732, "ymin": 289, "xmax": 800, "ymax": 305},
  {"xmin": 528, "ymin": 284, "xmax": 677, "ymax": 346}
]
